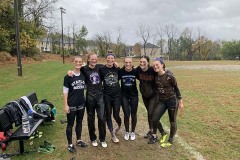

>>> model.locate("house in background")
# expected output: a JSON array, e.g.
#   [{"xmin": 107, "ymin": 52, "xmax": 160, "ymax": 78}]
[
  {"xmin": 141, "ymin": 43, "xmax": 169, "ymax": 60},
  {"xmin": 36, "ymin": 37, "xmax": 76, "ymax": 53}
]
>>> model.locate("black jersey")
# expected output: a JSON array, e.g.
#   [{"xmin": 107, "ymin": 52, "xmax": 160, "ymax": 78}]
[
  {"xmin": 63, "ymin": 73, "xmax": 85, "ymax": 106},
  {"xmin": 155, "ymin": 71, "xmax": 182, "ymax": 101},
  {"xmin": 99, "ymin": 65, "xmax": 121, "ymax": 96},
  {"xmin": 81, "ymin": 64, "xmax": 103, "ymax": 95},
  {"xmin": 119, "ymin": 67, "xmax": 138, "ymax": 98},
  {"xmin": 136, "ymin": 66, "xmax": 157, "ymax": 98}
]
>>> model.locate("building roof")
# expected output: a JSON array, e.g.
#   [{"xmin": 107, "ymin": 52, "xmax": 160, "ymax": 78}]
[{"xmin": 142, "ymin": 43, "xmax": 159, "ymax": 48}]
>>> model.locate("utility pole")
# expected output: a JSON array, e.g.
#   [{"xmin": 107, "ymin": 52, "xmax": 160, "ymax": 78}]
[
  {"xmin": 60, "ymin": 7, "xmax": 66, "ymax": 64},
  {"xmin": 14, "ymin": 0, "xmax": 22, "ymax": 76}
]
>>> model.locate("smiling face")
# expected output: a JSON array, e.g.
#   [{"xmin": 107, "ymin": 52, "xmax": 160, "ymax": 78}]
[
  {"xmin": 106, "ymin": 55, "xmax": 115, "ymax": 67},
  {"xmin": 73, "ymin": 57, "xmax": 82, "ymax": 70},
  {"xmin": 153, "ymin": 60, "xmax": 164, "ymax": 73},
  {"xmin": 124, "ymin": 57, "xmax": 133, "ymax": 71},
  {"xmin": 88, "ymin": 54, "xmax": 98, "ymax": 68},
  {"xmin": 140, "ymin": 57, "xmax": 149, "ymax": 70}
]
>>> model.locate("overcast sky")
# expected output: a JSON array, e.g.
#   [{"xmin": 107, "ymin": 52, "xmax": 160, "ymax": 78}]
[{"xmin": 54, "ymin": 0, "xmax": 240, "ymax": 45}]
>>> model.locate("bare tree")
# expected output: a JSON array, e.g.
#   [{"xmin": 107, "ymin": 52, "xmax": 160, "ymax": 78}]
[
  {"xmin": 136, "ymin": 24, "xmax": 153, "ymax": 55},
  {"xmin": 114, "ymin": 27, "xmax": 125, "ymax": 57},
  {"xmin": 164, "ymin": 24, "xmax": 178, "ymax": 59},
  {"xmin": 156, "ymin": 24, "xmax": 165, "ymax": 54}
]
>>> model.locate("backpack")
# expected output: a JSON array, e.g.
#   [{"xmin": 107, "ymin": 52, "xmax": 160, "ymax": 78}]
[{"xmin": 33, "ymin": 99, "xmax": 56, "ymax": 122}]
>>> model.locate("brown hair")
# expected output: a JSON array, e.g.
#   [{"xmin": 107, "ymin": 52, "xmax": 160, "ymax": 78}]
[{"xmin": 71, "ymin": 55, "xmax": 82, "ymax": 62}]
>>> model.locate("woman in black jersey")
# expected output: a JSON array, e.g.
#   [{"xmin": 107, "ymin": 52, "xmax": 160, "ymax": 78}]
[
  {"xmin": 63, "ymin": 56, "xmax": 88, "ymax": 153},
  {"xmin": 81, "ymin": 52, "xmax": 107, "ymax": 148},
  {"xmin": 152, "ymin": 58, "xmax": 184, "ymax": 147},
  {"xmin": 119, "ymin": 57, "xmax": 138, "ymax": 141},
  {"xmin": 99, "ymin": 53, "xmax": 121, "ymax": 143},
  {"xmin": 136, "ymin": 56, "xmax": 167, "ymax": 144}
]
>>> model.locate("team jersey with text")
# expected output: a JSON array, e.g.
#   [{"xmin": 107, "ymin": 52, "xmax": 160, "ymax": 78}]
[
  {"xmin": 63, "ymin": 73, "xmax": 85, "ymax": 106},
  {"xmin": 119, "ymin": 68, "xmax": 138, "ymax": 98}
]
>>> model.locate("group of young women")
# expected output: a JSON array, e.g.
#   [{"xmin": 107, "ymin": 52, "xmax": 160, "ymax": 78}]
[{"xmin": 63, "ymin": 52, "xmax": 184, "ymax": 153}]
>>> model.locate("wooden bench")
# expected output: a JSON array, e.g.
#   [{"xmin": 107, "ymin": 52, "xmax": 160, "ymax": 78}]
[{"xmin": 0, "ymin": 92, "xmax": 44, "ymax": 155}]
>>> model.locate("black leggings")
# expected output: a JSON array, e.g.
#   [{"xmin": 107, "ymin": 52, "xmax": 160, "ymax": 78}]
[
  {"xmin": 86, "ymin": 93, "xmax": 106, "ymax": 142},
  {"xmin": 66, "ymin": 107, "xmax": 85, "ymax": 145},
  {"xmin": 121, "ymin": 96, "xmax": 138, "ymax": 132},
  {"xmin": 104, "ymin": 94, "xmax": 121, "ymax": 132},
  {"xmin": 142, "ymin": 95, "xmax": 165, "ymax": 135},
  {"xmin": 152, "ymin": 97, "xmax": 178, "ymax": 139}
]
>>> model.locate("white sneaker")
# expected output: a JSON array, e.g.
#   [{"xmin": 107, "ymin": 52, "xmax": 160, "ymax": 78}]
[
  {"xmin": 92, "ymin": 140, "xmax": 98, "ymax": 147},
  {"xmin": 130, "ymin": 132, "xmax": 136, "ymax": 141},
  {"xmin": 112, "ymin": 133, "xmax": 119, "ymax": 143},
  {"xmin": 101, "ymin": 141, "xmax": 108, "ymax": 148},
  {"xmin": 124, "ymin": 132, "xmax": 130, "ymax": 140}
]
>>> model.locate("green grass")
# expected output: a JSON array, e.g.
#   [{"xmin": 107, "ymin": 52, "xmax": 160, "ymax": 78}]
[{"xmin": 0, "ymin": 59, "xmax": 239, "ymax": 160}]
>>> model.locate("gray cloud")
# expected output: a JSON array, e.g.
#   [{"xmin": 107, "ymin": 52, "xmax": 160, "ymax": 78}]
[{"xmin": 55, "ymin": 0, "xmax": 240, "ymax": 45}]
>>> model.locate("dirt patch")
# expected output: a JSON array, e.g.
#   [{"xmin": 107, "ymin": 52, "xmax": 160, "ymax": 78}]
[{"xmin": 171, "ymin": 65, "xmax": 240, "ymax": 71}]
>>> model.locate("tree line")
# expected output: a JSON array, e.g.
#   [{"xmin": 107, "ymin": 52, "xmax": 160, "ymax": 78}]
[{"xmin": 0, "ymin": 0, "xmax": 239, "ymax": 60}]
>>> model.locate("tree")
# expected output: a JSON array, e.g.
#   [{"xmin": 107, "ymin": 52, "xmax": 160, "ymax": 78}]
[
  {"xmin": 114, "ymin": 27, "xmax": 125, "ymax": 57},
  {"xmin": 164, "ymin": 24, "xmax": 178, "ymax": 60},
  {"xmin": 75, "ymin": 25, "xmax": 88, "ymax": 55},
  {"xmin": 136, "ymin": 24, "xmax": 153, "ymax": 55},
  {"xmin": 179, "ymin": 27, "xmax": 195, "ymax": 60},
  {"xmin": 222, "ymin": 41, "xmax": 240, "ymax": 60}
]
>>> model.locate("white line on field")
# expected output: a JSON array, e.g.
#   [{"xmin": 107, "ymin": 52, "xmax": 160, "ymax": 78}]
[{"xmin": 138, "ymin": 102, "xmax": 205, "ymax": 160}]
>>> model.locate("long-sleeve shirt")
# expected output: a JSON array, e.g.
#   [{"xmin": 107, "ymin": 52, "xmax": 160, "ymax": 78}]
[{"xmin": 155, "ymin": 71, "xmax": 182, "ymax": 101}]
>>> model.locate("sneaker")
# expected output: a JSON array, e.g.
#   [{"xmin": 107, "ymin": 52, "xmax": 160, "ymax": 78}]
[
  {"xmin": 124, "ymin": 132, "xmax": 130, "ymax": 140},
  {"xmin": 160, "ymin": 142, "xmax": 172, "ymax": 148},
  {"xmin": 148, "ymin": 135, "xmax": 157, "ymax": 144},
  {"xmin": 113, "ymin": 126, "xmax": 120, "ymax": 134},
  {"xmin": 76, "ymin": 140, "xmax": 88, "ymax": 147},
  {"xmin": 38, "ymin": 145, "xmax": 54, "ymax": 153},
  {"xmin": 91, "ymin": 140, "xmax": 98, "ymax": 147},
  {"xmin": 144, "ymin": 131, "xmax": 152, "ymax": 139},
  {"xmin": 44, "ymin": 141, "xmax": 55, "ymax": 150},
  {"xmin": 168, "ymin": 138, "xmax": 174, "ymax": 144},
  {"xmin": 111, "ymin": 133, "xmax": 119, "ymax": 143},
  {"xmin": 160, "ymin": 133, "xmax": 168, "ymax": 144},
  {"xmin": 101, "ymin": 141, "xmax": 108, "ymax": 148},
  {"xmin": 67, "ymin": 145, "xmax": 76, "ymax": 153},
  {"xmin": 130, "ymin": 132, "xmax": 136, "ymax": 141}
]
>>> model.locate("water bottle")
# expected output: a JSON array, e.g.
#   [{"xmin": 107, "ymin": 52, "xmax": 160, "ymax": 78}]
[
  {"xmin": 28, "ymin": 109, "xmax": 34, "ymax": 129},
  {"xmin": 22, "ymin": 115, "xmax": 30, "ymax": 133}
]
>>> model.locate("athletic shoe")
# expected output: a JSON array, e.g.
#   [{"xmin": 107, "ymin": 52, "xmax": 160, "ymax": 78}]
[
  {"xmin": 144, "ymin": 131, "xmax": 152, "ymax": 139},
  {"xmin": 38, "ymin": 145, "xmax": 54, "ymax": 153},
  {"xmin": 160, "ymin": 142, "xmax": 172, "ymax": 148},
  {"xmin": 67, "ymin": 145, "xmax": 76, "ymax": 153},
  {"xmin": 124, "ymin": 132, "xmax": 130, "ymax": 140},
  {"xmin": 76, "ymin": 140, "xmax": 88, "ymax": 147},
  {"xmin": 91, "ymin": 140, "xmax": 98, "ymax": 147},
  {"xmin": 111, "ymin": 133, "xmax": 119, "ymax": 143},
  {"xmin": 168, "ymin": 138, "xmax": 174, "ymax": 144},
  {"xmin": 101, "ymin": 141, "xmax": 108, "ymax": 148},
  {"xmin": 44, "ymin": 140, "xmax": 55, "ymax": 149},
  {"xmin": 160, "ymin": 133, "xmax": 168, "ymax": 144},
  {"xmin": 148, "ymin": 135, "xmax": 157, "ymax": 144},
  {"xmin": 113, "ymin": 126, "xmax": 120, "ymax": 134},
  {"xmin": 130, "ymin": 132, "xmax": 136, "ymax": 141}
]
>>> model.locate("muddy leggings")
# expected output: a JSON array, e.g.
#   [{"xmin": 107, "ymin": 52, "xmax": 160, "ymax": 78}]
[
  {"xmin": 66, "ymin": 107, "xmax": 85, "ymax": 145},
  {"xmin": 152, "ymin": 97, "xmax": 178, "ymax": 139},
  {"xmin": 86, "ymin": 93, "xmax": 106, "ymax": 142},
  {"xmin": 104, "ymin": 94, "xmax": 122, "ymax": 132},
  {"xmin": 121, "ymin": 96, "xmax": 139, "ymax": 132},
  {"xmin": 142, "ymin": 95, "xmax": 165, "ymax": 135}
]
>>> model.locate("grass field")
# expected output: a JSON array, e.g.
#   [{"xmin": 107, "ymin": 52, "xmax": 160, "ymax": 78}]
[{"xmin": 0, "ymin": 56, "xmax": 239, "ymax": 160}]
